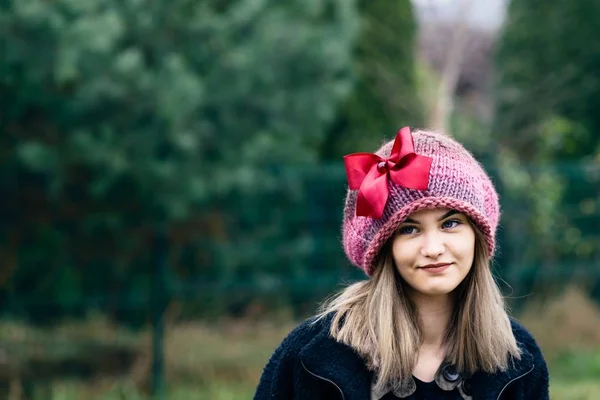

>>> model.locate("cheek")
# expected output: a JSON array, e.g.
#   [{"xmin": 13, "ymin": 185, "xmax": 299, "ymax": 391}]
[
  {"xmin": 453, "ymin": 234, "xmax": 476, "ymax": 269},
  {"xmin": 394, "ymin": 262, "xmax": 417, "ymax": 289},
  {"xmin": 391, "ymin": 240, "xmax": 419, "ymax": 282},
  {"xmin": 391, "ymin": 238, "xmax": 414, "ymax": 268}
]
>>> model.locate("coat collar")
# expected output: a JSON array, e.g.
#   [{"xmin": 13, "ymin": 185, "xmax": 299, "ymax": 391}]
[
  {"xmin": 299, "ymin": 317, "xmax": 373, "ymax": 400},
  {"xmin": 298, "ymin": 316, "xmax": 535, "ymax": 400}
]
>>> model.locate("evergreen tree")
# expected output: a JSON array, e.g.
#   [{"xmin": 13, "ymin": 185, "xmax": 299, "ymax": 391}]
[
  {"xmin": 0, "ymin": 0, "xmax": 358, "ymax": 320},
  {"xmin": 493, "ymin": 0, "xmax": 600, "ymax": 299},
  {"xmin": 495, "ymin": 0, "xmax": 600, "ymax": 160},
  {"xmin": 321, "ymin": 0, "xmax": 423, "ymax": 160}
]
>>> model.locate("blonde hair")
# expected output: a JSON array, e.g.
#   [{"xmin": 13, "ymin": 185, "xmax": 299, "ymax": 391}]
[{"xmin": 315, "ymin": 223, "xmax": 521, "ymax": 394}]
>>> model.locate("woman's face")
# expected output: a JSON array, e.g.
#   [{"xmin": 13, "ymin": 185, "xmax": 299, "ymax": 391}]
[{"xmin": 391, "ymin": 208, "xmax": 476, "ymax": 297}]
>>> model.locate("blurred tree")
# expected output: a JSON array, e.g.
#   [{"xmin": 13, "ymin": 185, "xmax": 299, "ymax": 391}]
[
  {"xmin": 321, "ymin": 0, "xmax": 423, "ymax": 160},
  {"xmin": 0, "ymin": 0, "xmax": 358, "ymax": 321},
  {"xmin": 493, "ymin": 0, "xmax": 600, "ymax": 299},
  {"xmin": 495, "ymin": 0, "xmax": 600, "ymax": 159}
]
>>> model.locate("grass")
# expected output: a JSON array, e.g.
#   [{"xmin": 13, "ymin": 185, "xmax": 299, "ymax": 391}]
[
  {"xmin": 552, "ymin": 380, "xmax": 600, "ymax": 400},
  {"xmin": 38, "ymin": 381, "xmax": 256, "ymax": 400}
]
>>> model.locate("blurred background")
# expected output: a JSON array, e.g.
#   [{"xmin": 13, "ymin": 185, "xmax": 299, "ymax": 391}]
[{"xmin": 1, "ymin": 0, "xmax": 599, "ymax": 399}]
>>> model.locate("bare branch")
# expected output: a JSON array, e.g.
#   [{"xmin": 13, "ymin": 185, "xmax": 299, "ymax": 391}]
[{"xmin": 426, "ymin": 0, "xmax": 473, "ymax": 132}]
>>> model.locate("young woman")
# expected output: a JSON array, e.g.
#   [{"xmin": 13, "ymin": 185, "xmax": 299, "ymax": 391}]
[{"xmin": 254, "ymin": 128, "xmax": 549, "ymax": 399}]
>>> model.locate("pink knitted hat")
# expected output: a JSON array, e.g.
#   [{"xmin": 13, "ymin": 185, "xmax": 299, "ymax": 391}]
[{"xmin": 342, "ymin": 128, "xmax": 500, "ymax": 276}]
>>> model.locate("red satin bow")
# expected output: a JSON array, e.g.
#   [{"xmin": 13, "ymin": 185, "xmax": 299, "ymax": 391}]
[{"xmin": 343, "ymin": 127, "xmax": 432, "ymax": 219}]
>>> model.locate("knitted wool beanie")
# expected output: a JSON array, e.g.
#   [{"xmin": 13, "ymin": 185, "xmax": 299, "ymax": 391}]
[{"xmin": 342, "ymin": 128, "xmax": 500, "ymax": 276}]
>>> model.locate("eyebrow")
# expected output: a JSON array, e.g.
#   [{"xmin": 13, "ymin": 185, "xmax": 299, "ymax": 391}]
[{"xmin": 403, "ymin": 210, "xmax": 459, "ymax": 224}]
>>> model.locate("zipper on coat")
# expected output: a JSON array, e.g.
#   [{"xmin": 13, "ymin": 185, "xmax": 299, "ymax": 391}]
[
  {"xmin": 496, "ymin": 364, "xmax": 535, "ymax": 400},
  {"xmin": 301, "ymin": 360, "xmax": 345, "ymax": 400}
]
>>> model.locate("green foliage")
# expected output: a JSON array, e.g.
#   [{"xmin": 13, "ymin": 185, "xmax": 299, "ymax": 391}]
[
  {"xmin": 551, "ymin": 350, "xmax": 600, "ymax": 380},
  {"xmin": 321, "ymin": 0, "xmax": 423, "ymax": 160},
  {"xmin": 3, "ymin": 0, "xmax": 597, "ymax": 323},
  {"xmin": 492, "ymin": 1, "xmax": 600, "ymax": 292},
  {"xmin": 495, "ymin": 1, "xmax": 600, "ymax": 153},
  {"xmin": 0, "ymin": 0, "xmax": 359, "ymax": 320},
  {"xmin": 3, "ymin": 0, "xmax": 358, "ymax": 214}
]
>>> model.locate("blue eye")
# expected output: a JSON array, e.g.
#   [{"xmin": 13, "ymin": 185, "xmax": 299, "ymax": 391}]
[
  {"xmin": 442, "ymin": 219, "xmax": 461, "ymax": 229},
  {"xmin": 398, "ymin": 225, "xmax": 418, "ymax": 235}
]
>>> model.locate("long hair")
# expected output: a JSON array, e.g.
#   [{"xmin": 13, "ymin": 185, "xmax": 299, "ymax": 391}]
[{"xmin": 315, "ymin": 222, "xmax": 521, "ymax": 394}]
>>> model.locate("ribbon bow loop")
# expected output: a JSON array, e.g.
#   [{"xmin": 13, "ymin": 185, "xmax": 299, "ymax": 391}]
[{"xmin": 343, "ymin": 127, "xmax": 433, "ymax": 219}]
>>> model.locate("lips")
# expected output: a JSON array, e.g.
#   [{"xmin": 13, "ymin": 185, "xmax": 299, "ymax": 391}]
[{"xmin": 420, "ymin": 263, "xmax": 452, "ymax": 273}]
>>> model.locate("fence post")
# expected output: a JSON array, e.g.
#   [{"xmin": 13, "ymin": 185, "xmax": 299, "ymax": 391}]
[{"xmin": 151, "ymin": 221, "xmax": 168, "ymax": 399}]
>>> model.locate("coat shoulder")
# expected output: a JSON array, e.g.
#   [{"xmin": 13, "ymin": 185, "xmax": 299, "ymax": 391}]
[
  {"xmin": 279, "ymin": 315, "xmax": 330, "ymax": 352},
  {"xmin": 509, "ymin": 317, "xmax": 544, "ymax": 360},
  {"xmin": 253, "ymin": 314, "xmax": 333, "ymax": 399},
  {"xmin": 509, "ymin": 317, "xmax": 549, "ymax": 398}
]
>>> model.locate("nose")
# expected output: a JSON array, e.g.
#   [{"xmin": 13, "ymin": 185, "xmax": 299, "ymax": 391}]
[{"xmin": 420, "ymin": 231, "xmax": 446, "ymax": 258}]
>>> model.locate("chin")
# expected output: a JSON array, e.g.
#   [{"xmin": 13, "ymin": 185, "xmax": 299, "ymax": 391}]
[{"xmin": 417, "ymin": 284, "xmax": 459, "ymax": 296}]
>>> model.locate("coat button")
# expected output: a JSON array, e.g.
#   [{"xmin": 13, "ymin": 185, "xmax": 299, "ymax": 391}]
[
  {"xmin": 462, "ymin": 379, "xmax": 473, "ymax": 395},
  {"xmin": 442, "ymin": 365, "xmax": 460, "ymax": 382}
]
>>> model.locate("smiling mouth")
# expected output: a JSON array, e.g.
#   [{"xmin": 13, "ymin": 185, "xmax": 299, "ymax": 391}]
[{"xmin": 420, "ymin": 263, "xmax": 452, "ymax": 273}]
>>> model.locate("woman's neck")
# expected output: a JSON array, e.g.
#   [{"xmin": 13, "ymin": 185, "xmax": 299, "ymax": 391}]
[{"xmin": 410, "ymin": 291, "xmax": 454, "ymax": 348}]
